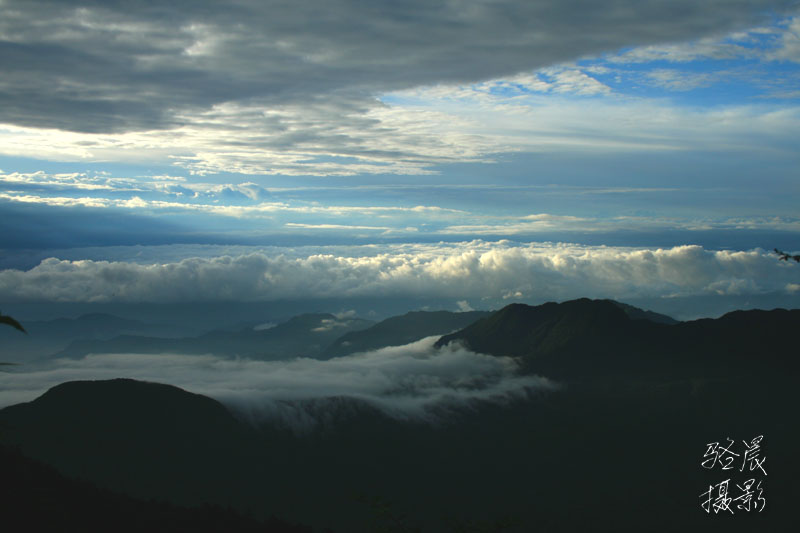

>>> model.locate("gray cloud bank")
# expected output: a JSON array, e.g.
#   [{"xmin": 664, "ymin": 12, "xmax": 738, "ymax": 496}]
[
  {"xmin": 0, "ymin": 0, "xmax": 793, "ymax": 133},
  {"xmin": 1, "ymin": 242, "xmax": 797, "ymax": 304},
  {"xmin": 0, "ymin": 336, "xmax": 554, "ymax": 430}
]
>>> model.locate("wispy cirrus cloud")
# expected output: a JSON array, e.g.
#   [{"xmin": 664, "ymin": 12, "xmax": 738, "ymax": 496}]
[
  {"xmin": 603, "ymin": 16, "xmax": 800, "ymax": 64},
  {"xmin": 768, "ymin": 15, "xmax": 800, "ymax": 61},
  {"xmin": 4, "ymin": 182, "xmax": 800, "ymax": 247}
]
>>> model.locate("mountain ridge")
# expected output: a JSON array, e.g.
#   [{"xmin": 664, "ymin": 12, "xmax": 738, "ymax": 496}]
[
  {"xmin": 321, "ymin": 309, "xmax": 491, "ymax": 359},
  {"xmin": 55, "ymin": 312, "xmax": 374, "ymax": 360},
  {"xmin": 436, "ymin": 298, "xmax": 799, "ymax": 379}
]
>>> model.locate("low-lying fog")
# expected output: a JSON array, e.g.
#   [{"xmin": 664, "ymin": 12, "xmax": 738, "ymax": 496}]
[{"xmin": 0, "ymin": 336, "xmax": 555, "ymax": 431}]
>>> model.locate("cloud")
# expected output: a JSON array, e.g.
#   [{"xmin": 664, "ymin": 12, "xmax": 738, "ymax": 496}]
[
  {"xmin": 456, "ymin": 300, "xmax": 474, "ymax": 312},
  {"xmin": 311, "ymin": 316, "xmax": 362, "ymax": 333},
  {"xmin": 766, "ymin": 16, "xmax": 800, "ymax": 62},
  {"xmin": 594, "ymin": 16, "xmax": 800, "ymax": 99},
  {"xmin": 0, "ymin": 2, "xmax": 796, "ymax": 176},
  {"xmin": 1, "ymin": 0, "xmax": 791, "ymax": 133},
  {"xmin": 1, "ymin": 241, "xmax": 797, "ymax": 304},
  {"xmin": 0, "ymin": 192, "xmax": 113, "ymax": 208},
  {"xmin": 0, "ymin": 170, "xmax": 141, "ymax": 192},
  {"xmin": 2, "ymin": 92, "xmax": 798, "ymax": 177},
  {"xmin": 441, "ymin": 213, "xmax": 595, "ymax": 235},
  {"xmin": 435, "ymin": 67, "xmax": 610, "ymax": 98},
  {"xmin": 538, "ymin": 66, "xmax": 611, "ymax": 95},
  {"xmin": 440, "ymin": 214, "xmax": 800, "ymax": 236},
  {"xmin": 0, "ymin": 170, "xmax": 271, "ymax": 205},
  {"xmin": 379, "ymin": 90, "xmax": 800, "ymax": 157},
  {"xmin": 607, "ymin": 36, "xmax": 757, "ymax": 64},
  {"xmin": 0, "ymin": 336, "xmax": 555, "ymax": 430},
  {"xmin": 0, "ymin": 182, "xmax": 464, "ymax": 221},
  {"xmin": 645, "ymin": 69, "xmax": 721, "ymax": 91},
  {"xmin": 603, "ymin": 17, "xmax": 800, "ymax": 64},
  {"xmin": 285, "ymin": 223, "xmax": 392, "ymax": 231}
]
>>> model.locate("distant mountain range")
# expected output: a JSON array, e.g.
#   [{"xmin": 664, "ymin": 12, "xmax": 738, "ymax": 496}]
[
  {"xmin": 1, "ymin": 302, "xmax": 686, "ymax": 364},
  {"xmin": 0, "ymin": 313, "xmax": 177, "ymax": 362},
  {"xmin": 53, "ymin": 309, "xmax": 494, "ymax": 360},
  {"xmin": 2, "ymin": 298, "xmax": 798, "ymax": 531},
  {"xmin": 437, "ymin": 298, "xmax": 799, "ymax": 379},
  {"xmin": 54, "ymin": 313, "xmax": 374, "ymax": 360},
  {"xmin": 321, "ymin": 309, "xmax": 491, "ymax": 358}
]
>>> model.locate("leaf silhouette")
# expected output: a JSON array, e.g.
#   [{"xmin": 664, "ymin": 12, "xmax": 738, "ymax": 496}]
[
  {"xmin": 774, "ymin": 248, "xmax": 800, "ymax": 262},
  {"xmin": 0, "ymin": 312, "xmax": 26, "ymax": 334}
]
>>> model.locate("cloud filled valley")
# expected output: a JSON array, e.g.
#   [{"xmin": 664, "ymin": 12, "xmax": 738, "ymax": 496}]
[{"xmin": 0, "ymin": 336, "xmax": 555, "ymax": 430}]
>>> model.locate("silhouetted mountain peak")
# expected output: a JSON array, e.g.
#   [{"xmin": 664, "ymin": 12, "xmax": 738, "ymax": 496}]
[
  {"xmin": 436, "ymin": 298, "xmax": 639, "ymax": 356},
  {"xmin": 607, "ymin": 300, "xmax": 679, "ymax": 325},
  {"xmin": 36, "ymin": 377, "xmax": 206, "ymax": 406},
  {"xmin": 322, "ymin": 309, "xmax": 490, "ymax": 358},
  {"xmin": 491, "ymin": 297, "xmax": 630, "ymax": 324},
  {"xmin": 3, "ymin": 378, "xmax": 242, "ymax": 439},
  {"xmin": 436, "ymin": 299, "xmax": 800, "ymax": 380}
]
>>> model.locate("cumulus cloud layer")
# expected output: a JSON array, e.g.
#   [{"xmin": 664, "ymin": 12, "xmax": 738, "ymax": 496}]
[
  {"xmin": 1, "ymin": 241, "xmax": 797, "ymax": 303},
  {"xmin": 0, "ymin": 337, "xmax": 554, "ymax": 430}
]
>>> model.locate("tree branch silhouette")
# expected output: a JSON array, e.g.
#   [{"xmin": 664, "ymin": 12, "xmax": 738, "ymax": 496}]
[
  {"xmin": 0, "ymin": 311, "xmax": 26, "ymax": 334},
  {"xmin": 774, "ymin": 248, "xmax": 800, "ymax": 263}
]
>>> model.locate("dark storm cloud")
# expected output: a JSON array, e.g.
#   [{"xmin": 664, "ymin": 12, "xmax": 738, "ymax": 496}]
[{"xmin": 0, "ymin": 0, "xmax": 793, "ymax": 133}]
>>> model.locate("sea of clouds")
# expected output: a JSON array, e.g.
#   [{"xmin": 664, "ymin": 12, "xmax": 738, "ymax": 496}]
[
  {"xmin": 1, "ymin": 242, "xmax": 796, "ymax": 304},
  {"xmin": 0, "ymin": 336, "xmax": 555, "ymax": 431}
]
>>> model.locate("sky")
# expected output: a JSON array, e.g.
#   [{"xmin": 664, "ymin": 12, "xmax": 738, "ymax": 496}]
[{"xmin": 1, "ymin": 0, "xmax": 799, "ymax": 318}]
